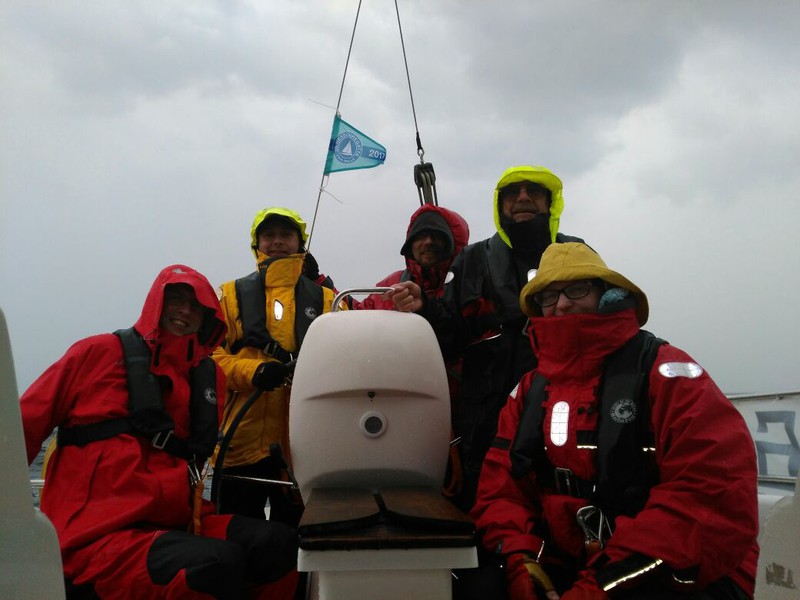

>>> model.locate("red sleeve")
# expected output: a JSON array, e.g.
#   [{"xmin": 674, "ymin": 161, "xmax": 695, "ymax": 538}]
[
  {"xmin": 470, "ymin": 372, "xmax": 546, "ymax": 557},
  {"xmin": 597, "ymin": 344, "xmax": 758, "ymax": 588},
  {"xmin": 19, "ymin": 338, "xmax": 97, "ymax": 464},
  {"xmin": 351, "ymin": 271, "xmax": 404, "ymax": 311}
]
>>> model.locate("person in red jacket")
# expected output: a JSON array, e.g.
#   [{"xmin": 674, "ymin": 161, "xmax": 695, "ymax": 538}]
[
  {"xmin": 468, "ymin": 243, "xmax": 758, "ymax": 600},
  {"xmin": 355, "ymin": 204, "xmax": 469, "ymax": 497},
  {"xmin": 354, "ymin": 204, "xmax": 469, "ymax": 310},
  {"xmin": 21, "ymin": 264, "xmax": 298, "ymax": 600}
]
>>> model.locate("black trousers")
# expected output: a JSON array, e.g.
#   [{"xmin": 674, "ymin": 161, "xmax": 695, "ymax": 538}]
[
  {"xmin": 147, "ymin": 515, "xmax": 297, "ymax": 599},
  {"xmin": 65, "ymin": 514, "xmax": 297, "ymax": 600},
  {"xmin": 215, "ymin": 454, "xmax": 304, "ymax": 527}
]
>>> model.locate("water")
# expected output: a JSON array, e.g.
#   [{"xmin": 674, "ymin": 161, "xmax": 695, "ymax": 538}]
[{"xmin": 28, "ymin": 434, "xmax": 50, "ymax": 508}]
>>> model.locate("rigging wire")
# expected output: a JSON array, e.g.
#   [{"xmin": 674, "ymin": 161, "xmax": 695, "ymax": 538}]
[
  {"xmin": 394, "ymin": 0, "xmax": 424, "ymax": 163},
  {"xmin": 394, "ymin": 0, "xmax": 438, "ymax": 206},
  {"xmin": 309, "ymin": 0, "xmax": 436, "ymax": 243},
  {"xmin": 335, "ymin": 1, "xmax": 363, "ymax": 114},
  {"xmin": 308, "ymin": 0, "xmax": 363, "ymax": 248}
]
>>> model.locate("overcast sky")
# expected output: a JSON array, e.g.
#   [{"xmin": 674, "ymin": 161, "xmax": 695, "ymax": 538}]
[{"xmin": 2, "ymin": 1, "xmax": 799, "ymax": 396}]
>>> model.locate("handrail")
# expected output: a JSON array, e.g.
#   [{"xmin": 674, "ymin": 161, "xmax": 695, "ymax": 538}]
[{"xmin": 332, "ymin": 287, "xmax": 393, "ymax": 311}]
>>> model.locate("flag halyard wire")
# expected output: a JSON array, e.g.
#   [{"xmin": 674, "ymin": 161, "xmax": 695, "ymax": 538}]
[{"xmin": 309, "ymin": 0, "xmax": 436, "ymax": 244}]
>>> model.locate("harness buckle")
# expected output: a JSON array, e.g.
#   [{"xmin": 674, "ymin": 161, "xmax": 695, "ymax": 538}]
[
  {"xmin": 151, "ymin": 430, "xmax": 174, "ymax": 450},
  {"xmin": 553, "ymin": 467, "xmax": 595, "ymax": 498},
  {"xmin": 263, "ymin": 341, "xmax": 293, "ymax": 364},
  {"xmin": 554, "ymin": 467, "xmax": 575, "ymax": 496}
]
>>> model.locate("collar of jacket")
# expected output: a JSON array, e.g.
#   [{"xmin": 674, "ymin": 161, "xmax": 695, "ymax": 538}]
[
  {"xmin": 529, "ymin": 308, "xmax": 640, "ymax": 381},
  {"xmin": 254, "ymin": 251, "xmax": 305, "ymax": 288},
  {"xmin": 404, "ymin": 257, "xmax": 449, "ymax": 297}
]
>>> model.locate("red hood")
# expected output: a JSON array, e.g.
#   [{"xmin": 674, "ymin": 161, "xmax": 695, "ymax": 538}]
[
  {"xmin": 133, "ymin": 264, "xmax": 226, "ymax": 371},
  {"xmin": 404, "ymin": 205, "xmax": 470, "ymax": 295}
]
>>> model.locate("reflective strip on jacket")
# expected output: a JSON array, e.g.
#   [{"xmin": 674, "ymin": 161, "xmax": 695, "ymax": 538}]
[{"xmin": 470, "ymin": 308, "xmax": 759, "ymax": 596}]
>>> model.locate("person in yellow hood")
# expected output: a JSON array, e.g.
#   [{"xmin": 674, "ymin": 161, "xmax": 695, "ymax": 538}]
[{"xmin": 212, "ymin": 207, "xmax": 342, "ymax": 525}]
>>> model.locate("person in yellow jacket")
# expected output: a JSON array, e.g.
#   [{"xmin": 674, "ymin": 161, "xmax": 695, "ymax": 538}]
[{"xmin": 212, "ymin": 207, "xmax": 342, "ymax": 525}]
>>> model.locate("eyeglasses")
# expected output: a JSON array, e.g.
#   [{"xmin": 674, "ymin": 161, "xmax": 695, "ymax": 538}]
[
  {"xmin": 499, "ymin": 181, "xmax": 548, "ymax": 200},
  {"xmin": 532, "ymin": 281, "xmax": 595, "ymax": 308}
]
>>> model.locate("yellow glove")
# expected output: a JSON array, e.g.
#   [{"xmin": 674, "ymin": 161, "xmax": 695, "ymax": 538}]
[{"xmin": 507, "ymin": 553, "xmax": 559, "ymax": 600}]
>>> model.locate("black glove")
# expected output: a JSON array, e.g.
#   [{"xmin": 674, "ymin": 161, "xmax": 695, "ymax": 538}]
[{"xmin": 252, "ymin": 362, "xmax": 288, "ymax": 391}]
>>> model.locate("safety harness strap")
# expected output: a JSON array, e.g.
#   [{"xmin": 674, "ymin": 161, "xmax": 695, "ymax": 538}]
[{"xmin": 57, "ymin": 328, "xmax": 218, "ymax": 462}]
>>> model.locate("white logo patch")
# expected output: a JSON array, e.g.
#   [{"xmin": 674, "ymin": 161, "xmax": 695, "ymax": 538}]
[
  {"xmin": 305, "ymin": 306, "xmax": 318, "ymax": 319},
  {"xmin": 204, "ymin": 387, "xmax": 217, "ymax": 405},
  {"xmin": 610, "ymin": 398, "xmax": 637, "ymax": 424},
  {"xmin": 549, "ymin": 401, "xmax": 570, "ymax": 446},
  {"xmin": 445, "ymin": 271, "xmax": 455, "ymax": 284},
  {"xmin": 658, "ymin": 362, "xmax": 704, "ymax": 379},
  {"xmin": 527, "ymin": 268, "xmax": 537, "ymax": 281}
]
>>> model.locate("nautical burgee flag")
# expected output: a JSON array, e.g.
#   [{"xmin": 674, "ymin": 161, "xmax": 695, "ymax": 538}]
[{"xmin": 323, "ymin": 115, "xmax": 387, "ymax": 174}]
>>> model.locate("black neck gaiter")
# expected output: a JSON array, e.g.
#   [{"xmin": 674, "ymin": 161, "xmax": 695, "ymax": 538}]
[{"xmin": 500, "ymin": 213, "xmax": 552, "ymax": 266}]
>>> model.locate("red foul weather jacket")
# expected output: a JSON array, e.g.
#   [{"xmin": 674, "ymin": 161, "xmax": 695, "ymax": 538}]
[
  {"xmin": 471, "ymin": 308, "xmax": 759, "ymax": 596},
  {"xmin": 21, "ymin": 265, "xmax": 227, "ymax": 569},
  {"xmin": 355, "ymin": 204, "xmax": 469, "ymax": 309}
]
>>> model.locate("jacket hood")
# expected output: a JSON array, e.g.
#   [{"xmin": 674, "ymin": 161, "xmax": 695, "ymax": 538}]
[
  {"xmin": 493, "ymin": 165, "xmax": 564, "ymax": 248},
  {"xmin": 400, "ymin": 205, "xmax": 470, "ymax": 259},
  {"xmin": 250, "ymin": 207, "xmax": 309, "ymax": 258},
  {"xmin": 519, "ymin": 242, "xmax": 649, "ymax": 325},
  {"xmin": 134, "ymin": 264, "xmax": 226, "ymax": 365},
  {"xmin": 401, "ymin": 205, "xmax": 469, "ymax": 294}
]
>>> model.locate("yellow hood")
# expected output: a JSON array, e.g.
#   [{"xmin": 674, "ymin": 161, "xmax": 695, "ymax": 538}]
[
  {"xmin": 493, "ymin": 165, "xmax": 564, "ymax": 248},
  {"xmin": 250, "ymin": 207, "xmax": 309, "ymax": 258},
  {"xmin": 519, "ymin": 242, "xmax": 649, "ymax": 325}
]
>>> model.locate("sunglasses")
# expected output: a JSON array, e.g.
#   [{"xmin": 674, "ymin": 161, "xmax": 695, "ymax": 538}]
[{"xmin": 499, "ymin": 181, "xmax": 548, "ymax": 199}]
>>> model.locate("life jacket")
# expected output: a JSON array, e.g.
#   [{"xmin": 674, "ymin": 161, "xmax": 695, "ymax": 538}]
[
  {"xmin": 459, "ymin": 234, "xmax": 582, "ymax": 324},
  {"xmin": 508, "ymin": 330, "xmax": 666, "ymax": 521},
  {"xmin": 229, "ymin": 266, "xmax": 324, "ymax": 360},
  {"xmin": 57, "ymin": 328, "xmax": 219, "ymax": 462}
]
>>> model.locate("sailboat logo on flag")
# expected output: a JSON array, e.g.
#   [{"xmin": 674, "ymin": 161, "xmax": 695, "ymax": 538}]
[
  {"xmin": 324, "ymin": 116, "xmax": 387, "ymax": 174},
  {"xmin": 333, "ymin": 130, "xmax": 362, "ymax": 164}
]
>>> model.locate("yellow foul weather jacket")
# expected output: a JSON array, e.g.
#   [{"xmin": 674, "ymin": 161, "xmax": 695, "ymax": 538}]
[{"xmin": 213, "ymin": 251, "xmax": 341, "ymax": 468}]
